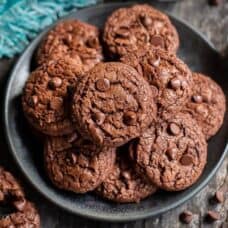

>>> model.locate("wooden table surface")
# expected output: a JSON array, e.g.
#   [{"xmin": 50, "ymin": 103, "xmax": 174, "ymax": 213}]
[{"xmin": 0, "ymin": 0, "xmax": 227, "ymax": 227}]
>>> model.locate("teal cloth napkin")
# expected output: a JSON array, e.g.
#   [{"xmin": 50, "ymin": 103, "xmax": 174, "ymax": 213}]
[{"xmin": 0, "ymin": 0, "xmax": 97, "ymax": 58}]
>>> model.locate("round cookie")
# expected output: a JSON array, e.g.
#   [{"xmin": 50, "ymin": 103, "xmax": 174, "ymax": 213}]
[
  {"xmin": 121, "ymin": 48, "xmax": 192, "ymax": 112},
  {"xmin": 129, "ymin": 113, "xmax": 207, "ymax": 191},
  {"xmin": 44, "ymin": 132, "xmax": 116, "ymax": 193},
  {"xmin": 103, "ymin": 4, "xmax": 179, "ymax": 58},
  {"xmin": 184, "ymin": 73, "xmax": 226, "ymax": 140},
  {"xmin": 96, "ymin": 153, "xmax": 157, "ymax": 203},
  {"xmin": 71, "ymin": 62, "xmax": 157, "ymax": 147},
  {"xmin": 37, "ymin": 20, "xmax": 103, "ymax": 72},
  {"xmin": 0, "ymin": 167, "xmax": 40, "ymax": 228},
  {"xmin": 22, "ymin": 57, "xmax": 82, "ymax": 136}
]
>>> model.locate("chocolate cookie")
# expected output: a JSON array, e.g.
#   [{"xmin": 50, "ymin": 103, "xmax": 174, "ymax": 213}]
[
  {"xmin": 96, "ymin": 153, "xmax": 157, "ymax": 203},
  {"xmin": 103, "ymin": 4, "xmax": 179, "ymax": 58},
  {"xmin": 121, "ymin": 49, "xmax": 192, "ymax": 112},
  {"xmin": 37, "ymin": 20, "xmax": 103, "ymax": 72},
  {"xmin": 0, "ymin": 167, "xmax": 40, "ymax": 228},
  {"xmin": 71, "ymin": 62, "xmax": 157, "ymax": 147},
  {"xmin": 22, "ymin": 57, "xmax": 81, "ymax": 136},
  {"xmin": 130, "ymin": 113, "xmax": 207, "ymax": 191},
  {"xmin": 184, "ymin": 73, "xmax": 226, "ymax": 140},
  {"xmin": 44, "ymin": 132, "xmax": 116, "ymax": 193}
]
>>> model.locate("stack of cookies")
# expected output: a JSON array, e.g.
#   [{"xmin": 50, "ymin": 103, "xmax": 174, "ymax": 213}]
[{"xmin": 21, "ymin": 4, "xmax": 226, "ymax": 203}]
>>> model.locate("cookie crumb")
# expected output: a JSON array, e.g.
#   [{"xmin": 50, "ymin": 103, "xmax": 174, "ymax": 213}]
[
  {"xmin": 214, "ymin": 190, "xmax": 224, "ymax": 203},
  {"xmin": 206, "ymin": 210, "xmax": 220, "ymax": 222},
  {"xmin": 180, "ymin": 210, "xmax": 193, "ymax": 224}
]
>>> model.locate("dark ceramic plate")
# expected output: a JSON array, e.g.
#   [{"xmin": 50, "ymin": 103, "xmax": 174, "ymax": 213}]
[{"xmin": 3, "ymin": 2, "xmax": 228, "ymax": 222}]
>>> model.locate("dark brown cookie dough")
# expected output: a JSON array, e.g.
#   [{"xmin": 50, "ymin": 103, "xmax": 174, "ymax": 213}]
[
  {"xmin": 71, "ymin": 62, "xmax": 157, "ymax": 147},
  {"xmin": 184, "ymin": 73, "xmax": 226, "ymax": 140},
  {"xmin": 0, "ymin": 167, "xmax": 40, "ymax": 228},
  {"xmin": 103, "ymin": 4, "xmax": 179, "ymax": 58},
  {"xmin": 96, "ymin": 153, "xmax": 157, "ymax": 203},
  {"xmin": 130, "ymin": 113, "xmax": 207, "ymax": 191},
  {"xmin": 37, "ymin": 20, "xmax": 103, "ymax": 72},
  {"xmin": 121, "ymin": 49, "xmax": 192, "ymax": 112},
  {"xmin": 44, "ymin": 132, "xmax": 116, "ymax": 193},
  {"xmin": 22, "ymin": 57, "xmax": 82, "ymax": 136}
]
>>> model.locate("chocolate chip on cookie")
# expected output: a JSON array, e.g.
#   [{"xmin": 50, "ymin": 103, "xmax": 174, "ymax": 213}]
[
  {"xmin": 22, "ymin": 57, "xmax": 82, "ymax": 136},
  {"xmin": 71, "ymin": 62, "xmax": 157, "ymax": 147},
  {"xmin": 184, "ymin": 73, "xmax": 226, "ymax": 140},
  {"xmin": 103, "ymin": 4, "xmax": 179, "ymax": 58},
  {"xmin": 37, "ymin": 20, "xmax": 103, "ymax": 72},
  {"xmin": 129, "ymin": 113, "xmax": 207, "ymax": 191},
  {"xmin": 96, "ymin": 152, "xmax": 157, "ymax": 203},
  {"xmin": 121, "ymin": 48, "xmax": 192, "ymax": 112},
  {"xmin": 44, "ymin": 132, "xmax": 116, "ymax": 193},
  {"xmin": 0, "ymin": 167, "xmax": 40, "ymax": 228}
]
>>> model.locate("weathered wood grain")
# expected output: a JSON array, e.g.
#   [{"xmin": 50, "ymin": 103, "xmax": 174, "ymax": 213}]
[{"xmin": 0, "ymin": 0, "xmax": 227, "ymax": 227}]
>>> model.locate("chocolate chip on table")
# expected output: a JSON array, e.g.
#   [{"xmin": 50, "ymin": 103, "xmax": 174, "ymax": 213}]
[
  {"xmin": 48, "ymin": 77, "xmax": 62, "ymax": 89},
  {"xmin": 208, "ymin": 0, "xmax": 223, "ymax": 6},
  {"xmin": 168, "ymin": 123, "xmax": 181, "ymax": 135},
  {"xmin": 180, "ymin": 155, "xmax": 193, "ymax": 166},
  {"xmin": 180, "ymin": 210, "xmax": 193, "ymax": 224},
  {"xmin": 96, "ymin": 78, "xmax": 110, "ymax": 92},
  {"xmin": 206, "ymin": 210, "xmax": 220, "ymax": 222},
  {"xmin": 214, "ymin": 189, "xmax": 224, "ymax": 203}
]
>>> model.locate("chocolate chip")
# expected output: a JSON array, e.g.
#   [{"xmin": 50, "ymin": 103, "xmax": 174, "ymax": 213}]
[
  {"xmin": 92, "ymin": 112, "xmax": 105, "ymax": 125},
  {"xmin": 208, "ymin": 0, "xmax": 223, "ymax": 6},
  {"xmin": 67, "ymin": 152, "xmax": 77, "ymax": 165},
  {"xmin": 180, "ymin": 210, "xmax": 193, "ymax": 224},
  {"xmin": 48, "ymin": 77, "xmax": 62, "ymax": 89},
  {"xmin": 122, "ymin": 171, "xmax": 131, "ymax": 180},
  {"xmin": 192, "ymin": 95, "xmax": 203, "ymax": 103},
  {"xmin": 150, "ymin": 36, "xmax": 164, "ymax": 48},
  {"xmin": 168, "ymin": 123, "xmax": 180, "ymax": 135},
  {"xmin": 96, "ymin": 78, "xmax": 110, "ymax": 92},
  {"xmin": 13, "ymin": 199, "xmax": 26, "ymax": 211},
  {"xmin": 86, "ymin": 37, "xmax": 99, "ymax": 48},
  {"xmin": 141, "ymin": 15, "xmax": 152, "ymax": 27},
  {"xmin": 214, "ymin": 190, "xmax": 224, "ymax": 203},
  {"xmin": 28, "ymin": 95, "xmax": 38, "ymax": 107},
  {"xmin": 207, "ymin": 210, "xmax": 220, "ymax": 221},
  {"xmin": 170, "ymin": 79, "xmax": 181, "ymax": 90},
  {"xmin": 180, "ymin": 155, "xmax": 193, "ymax": 166},
  {"xmin": 166, "ymin": 148, "xmax": 177, "ymax": 160},
  {"xmin": 123, "ymin": 111, "xmax": 137, "ymax": 125},
  {"xmin": 181, "ymin": 80, "xmax": 188, "ymax": 89},
  {"xmin": 67, "ymin": 133, "xmax": 78, "ymax": 143}
]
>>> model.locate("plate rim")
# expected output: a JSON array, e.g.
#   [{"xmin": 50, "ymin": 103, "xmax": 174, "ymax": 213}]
[{"xmin": 3, "ymin": 2, "xmax": 228, "ymax": 222}]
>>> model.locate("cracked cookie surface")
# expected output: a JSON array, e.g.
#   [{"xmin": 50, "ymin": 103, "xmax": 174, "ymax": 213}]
[
  {"xmin": 184, "ymin": 73, "xmax": 226, "ymax": 140},
  {"xmin": 0, "ymin": 167, "xmax": 40, "ymax": 228},
  {"xmin": 121, "ymin": 49, "xmax": 192, "ymax": 112},
  {"xmin": 71, "ymin": 62, "xmax": 157, "ymax": 147},
  {"xmin": 22, "ymin": 57, "xmax": 82, "ymax": 136},
  {"xmin": 37, "ymin": 20, "xmax": 103, "ymax": 72},
  {"xmin": 44, "ymin": 132, "xmax": 116, "ymax": 193},
  {"xmin": 96, "ymin": 152, "xmax": 157, "ymax": 203},
  {"xmin": 129, "ymin": 113, "xmax": 207, "ymax": 191},
  {"xmin": 103, "ymin": 4, "xmax": 179, "ymax": 58}
]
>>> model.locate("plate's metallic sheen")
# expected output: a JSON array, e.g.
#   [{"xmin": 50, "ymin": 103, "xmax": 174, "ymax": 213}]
[{"xmin": 3, "ymin": 2, "xmax": 228, "ymax": 222}]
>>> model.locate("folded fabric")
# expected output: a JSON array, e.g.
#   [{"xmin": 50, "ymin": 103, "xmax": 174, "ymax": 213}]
[{"xmin": 0, "ymin": 0, "xmax": 97, "ymax": 58}]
